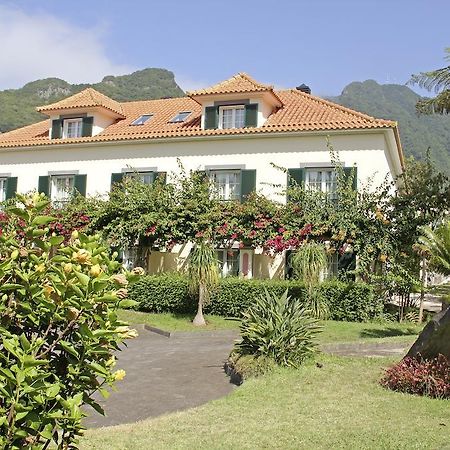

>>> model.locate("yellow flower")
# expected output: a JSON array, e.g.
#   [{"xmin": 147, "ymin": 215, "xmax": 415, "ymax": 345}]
[
  {"xmin": 64, "ymin": 263, "xmax": 73, "ymax": 274},
  {"xmin": 113, "ymin": 369, "xmax": 126, "ymax": 381},
  {"xmin": 71, "ymin": 230, "xmax": 79, "ymax": 240},
  {"xmin": 43, "ymin": 284, "xmax": 55, "ymax": 298},
  {"xmin": 72, "ymin": 249, "xmax": 91, "ymax": 265},
  {"xmin": 379, "ymin": 254, "xmax": 388, "ymax": 262},
  {"xmin": 90, "ymin": 264, "xmax": 102, "ymax": 277},
  {"xmin": 36, "ymin": 263, "xmax": 45, "ymax": 273}
]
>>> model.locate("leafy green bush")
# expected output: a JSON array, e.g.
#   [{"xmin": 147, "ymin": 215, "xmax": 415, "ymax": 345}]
[
  {"xmin": 129, "ymin": 273, "xmax": 194, "ymax": 313},
  {"xmin": 207, "ymin": 277, "xmax": 307, "ymax": 316},
  {"xmin": 130, "ymin": 274, "xmax": 382, "ymax": 322},
  {"xmin": 0, "ymin": 193, "xmax": 141, "ymax": 449},
  {"xmin": 234, "ymin": 290, "xmax": 321, "ymax": 368},
  {"xmin": 321, "ymin": 280, "xmax": 383, "ymax": 322}
]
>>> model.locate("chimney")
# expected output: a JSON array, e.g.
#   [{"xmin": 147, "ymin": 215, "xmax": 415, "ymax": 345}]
[{"xmin": 296, "ymin": 83, "xmax": 311, "ymax": 94}]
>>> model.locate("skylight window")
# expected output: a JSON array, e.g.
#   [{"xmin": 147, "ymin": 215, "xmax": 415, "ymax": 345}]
[
  {"xmin": 169, "ymin": 111, "xmax": 191, "ymax": 123},
  {"xmin": 131, "ymin": 114, "xmax": 153, "ymax": 126}
]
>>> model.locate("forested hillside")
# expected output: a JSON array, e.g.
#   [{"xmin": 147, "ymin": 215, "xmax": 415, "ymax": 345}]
[
  {"xmin": 330, "ymin": 80, "xmax": 450, "ymax": 174},
  {"xmin": 0, "ymin": 68, "xmax": 184, "ymax": 133}
]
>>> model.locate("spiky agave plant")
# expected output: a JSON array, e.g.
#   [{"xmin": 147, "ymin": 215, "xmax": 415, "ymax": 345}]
[
  {"xmin": 188, "ymin": 240, "xmax": 219, "ymax": 326},
  {"xmin": 292, "ymin": 241, "xmax": 329, "ymax": 318}
]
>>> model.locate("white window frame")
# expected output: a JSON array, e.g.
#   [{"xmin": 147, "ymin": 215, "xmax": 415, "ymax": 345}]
[
  {"xmin": 124, "ymin": 171, "xmax": 154, "ymax": 185},
  {"xmin": 209, "ymin": 170, "xmax": 241, "ymax": 201},
  {"xmin": 216, "ymin": 248, "xmax": 253, "ymax": 278},
  {"xmin": 218, "ymin": 105, "xmax": 245, "ymax": 129},
  {"xmin": 50, "ymin": 174, "xmax": 75, "ymax": 206},
  {"xmin": 305, "ymin": 167, "xmax": 337, "ymax": 197},
  {"xmin": 62, "ymin": 118, "xmax": 83, "ymax": 139},
  {"xmin": 0, "ymin": 178, "xmax": 7, "ymax": 202},
  {"xmin": 131, "ymin": 114, "xmax": 153, "ymax": 126},
  {"xmin": 169, "ymin": 111, "xmax": 191, "ymax": 123}
]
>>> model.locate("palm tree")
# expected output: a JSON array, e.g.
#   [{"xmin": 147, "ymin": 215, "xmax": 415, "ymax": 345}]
[
  {"xmin": 420, "ymin": 220, "xmax": 450, "ymax": 276},
  {"xmin": 408, "ymin": 48, "xmax": 450, "ymax": 114},
  {"xmin": 292, "ymin": 241, "xmax": 328, "ymax": 318},
  {"xmin": 188, "ymin": 241, "xmax": 219, "ymax": 326}
]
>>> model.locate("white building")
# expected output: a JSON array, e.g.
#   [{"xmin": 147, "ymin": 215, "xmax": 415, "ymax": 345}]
[{"xmin": 0, "ymin": 73, "xmax": 404, "ymax": 278}]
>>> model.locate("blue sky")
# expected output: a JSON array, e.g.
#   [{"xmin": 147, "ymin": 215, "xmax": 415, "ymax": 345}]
[{"xmin": 0, "ymin": 0, "xmax": 448, "ymax": 96}]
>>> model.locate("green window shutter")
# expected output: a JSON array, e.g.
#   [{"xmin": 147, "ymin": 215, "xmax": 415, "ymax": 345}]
[
  {"xmin": 51, "ymin": 119, "xmax": 63, "ymax": 139},
  {"xmin": 240, "ymin": 169, "xmax": 256, "ymax": 202},
  {"xmin": 204, "ymin": 106, "xmax": 218, "ymax": 129},
  {"xmin": 82, "ymin": 116, "xmax": 94, "ymax": 137},
  {"xmin": 111, "ymin": 172, "xmax": 124, "ymax": 187},
  {"xmin": 5, "ymin": 177, "xmax": 17, "ymax": 200},
  {"xmin": 155, "ymin": 172, "xmax": 167, "ymax": 184},
  {"xmin": 245, "ymin": 103, "xmax": 258, "ymax": 127},
  {"xmin": 343, "ymin": 166, "xmax": 358, "ymax": 190},
  {"xmin": 38, "ymin": 176, "xmax": 50, "ymax": 197},
  {"xmin": 74, "ymin": 174, "xmax": 87, "ymax": 196}
]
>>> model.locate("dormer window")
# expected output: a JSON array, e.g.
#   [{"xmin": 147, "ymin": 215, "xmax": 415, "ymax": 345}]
[
  {"xmin": 219, "ymin": 105, "xmax": 245, "ymax": 129},
  {"xmin": 131, "ymin": 114, "xmax": 153, "ymax": 126},
  {"xmin": 63, "ymin": 118, "xmax": 83, "ymax": 138},
  {"xmin": 203, "ymin": 103, "xmax": 258, "ymax": 130}
]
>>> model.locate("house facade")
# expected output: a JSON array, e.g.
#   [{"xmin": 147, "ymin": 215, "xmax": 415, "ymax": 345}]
[{"xmin": 0, "ymin": 73, "xmax": 404, "ymax": 278}]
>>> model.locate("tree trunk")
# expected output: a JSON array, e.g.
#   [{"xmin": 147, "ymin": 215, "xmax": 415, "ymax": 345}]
[
  {"xmin": 418, "ymin": 256, "xmax": 426, "ymax": 323},
  {"xmin": 193, "ymin": 283, "xmax": 207, "ymax": 326}
]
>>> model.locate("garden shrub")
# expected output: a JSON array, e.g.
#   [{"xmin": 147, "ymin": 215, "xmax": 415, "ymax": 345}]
[
  {"xmin": 206, "ymin": 277, "xmax": 307, "ymax": 316},
  {"xmin": 320, "ymin": 280, "xmax": 383, "ymax": 322},
  {"xmin": 0, "ymin": 193, "xmax": 141, "ymax": 449},
  {"xmin": 129, "ymin": 274, "xmax": 381, "ymax": 322},
  {"xmin": 234, "ymin": 290, "xmax": 321, "ymax": 368},
  {"xmin": 380, "ymin": 354, "xmax": 450, "ymax": 399},
  {"xmin": 129, "ymin": 273, "xmax": 195, "ymax": 313},
  {"xmin": 225, "ymin": 352, "xmax": 276, "ymax": 385}
]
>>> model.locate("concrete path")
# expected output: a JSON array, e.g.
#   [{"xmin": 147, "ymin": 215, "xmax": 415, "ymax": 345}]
[
  {"xmin": 84, "ymin": 328, "xmax": 239, "ymax": 428},
  {"xmin": 321, "ymin": 341, "xmax": 410, "ymax": 357}
]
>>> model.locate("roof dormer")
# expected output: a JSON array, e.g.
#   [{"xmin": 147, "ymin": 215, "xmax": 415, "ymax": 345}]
[
  {"xmin": 36, "ymin": 88, "xmax": 125, "ymax": 140},
  {"xmin": 188, "ymin": 73, "xmax": 283, "ymax": 130}
]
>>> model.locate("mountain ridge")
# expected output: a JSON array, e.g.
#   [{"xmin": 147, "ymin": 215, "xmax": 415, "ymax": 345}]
[
  {"xmin": 0, "ymin": 68, "xmax": 184, "ymax": 133},
  {"xmin": 329, "ymin": 79, "xmax": 450, "ymax": 173}
]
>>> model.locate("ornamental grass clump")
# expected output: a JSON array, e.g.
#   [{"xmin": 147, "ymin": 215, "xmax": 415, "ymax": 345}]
[
  {"xmin": 0, "ymin": 193, "xmax": 142, "ymax": 449},
  {"xmin": 380, "ymin": 354, "xmax": 450, "ymax": 399},
  {"xmin": 292, "ymin": 241, "xmax": 329, "ymax": 319},
  {"xmin": 234, "ymin": 289, "xmax": 321, "ymax": 368}
]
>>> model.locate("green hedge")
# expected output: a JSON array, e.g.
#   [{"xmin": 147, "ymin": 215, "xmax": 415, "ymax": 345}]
[{"xmin": 129, "ymin": 274, "xmax": 382, "ymax": 322}]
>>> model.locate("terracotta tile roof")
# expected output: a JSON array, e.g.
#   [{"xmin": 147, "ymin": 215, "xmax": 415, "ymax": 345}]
[
  {"xmin": 0, "ymin": 78, "xmax": 397, "ymax": 149},
  {"xmin": 187, "ymin": 72, "xmax": 273, "ymax": 96},
  {"xmin": 36, "ymin": 88, "xmax": 124, "ymax": 117}
]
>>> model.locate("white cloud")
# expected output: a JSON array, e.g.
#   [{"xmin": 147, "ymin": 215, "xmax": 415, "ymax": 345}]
[
  {"xmin": 175, "ymin": 74, "xmax": 212, "ymax": 93},
  {"xmin": 0, "ymin": 6, "xmax": 134, "ymax": 89}
]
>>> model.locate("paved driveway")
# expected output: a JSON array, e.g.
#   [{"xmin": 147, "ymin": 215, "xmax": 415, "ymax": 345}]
[{"xmin": 84, "ymin": 328, "xmax": 239, "ymax": 428}]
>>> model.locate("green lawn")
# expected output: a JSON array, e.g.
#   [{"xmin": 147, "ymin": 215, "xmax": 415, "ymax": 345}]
[
  {"xmin": 117, "ymin": 309, "xmax": 240, "ymax": 332},
  {"xmin": 81, "ymin": 354, "xmax": 449, "ymax": 450},
  {"xmin": 118, "ymin": 309, "xmax": 423, "ymax": 345}
]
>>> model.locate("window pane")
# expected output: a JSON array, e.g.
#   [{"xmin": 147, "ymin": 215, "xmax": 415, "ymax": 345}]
[
  {"xmin": 235, "ymin": 108, "xmax": 245, "ymax": 128},
  {"xmin": 210, "ymin": 170, "xmax": 241, "ymax": 201},
  {"xmin": 51, "ymin": 176, "xmax": 74, "ymax": 205},
  {"xmin": 222, "ymin": 109, "xmax": 233, "ymax": 129},
  {"xmin": 226, "ymin": 250, "xmax": 239, "ymax": 276}
]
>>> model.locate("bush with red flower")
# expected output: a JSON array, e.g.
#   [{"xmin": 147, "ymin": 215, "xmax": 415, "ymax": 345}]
[{"xmin": 380, "ymin": 354, "xmax": 450, "ymax": 399}]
